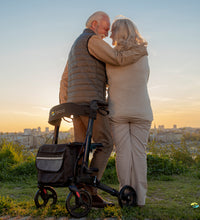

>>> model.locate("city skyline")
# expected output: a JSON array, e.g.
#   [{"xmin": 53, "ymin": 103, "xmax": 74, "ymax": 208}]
[
  {"xmin": 1, "ymin": 123, "xmax": 199, "ymax": 134},
  {"xmin": 0, "ymin": 0, "xmax": 200, "ymax": 132}
]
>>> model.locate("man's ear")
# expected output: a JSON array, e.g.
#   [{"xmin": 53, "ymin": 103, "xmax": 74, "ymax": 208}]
[{"xmin": 91, "ymin": 20, "xmax": 98, "ymax": 29}]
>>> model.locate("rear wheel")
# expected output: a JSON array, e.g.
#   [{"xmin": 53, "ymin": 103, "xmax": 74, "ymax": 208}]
[{"xmin": 118, "ymin": 185, "xmax": 137, "ymax": 207}]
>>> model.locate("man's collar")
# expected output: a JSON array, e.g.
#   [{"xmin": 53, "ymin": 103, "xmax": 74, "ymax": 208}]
[{"xmin": 83, "ymin": 28, "xmax": 96, "ymax": 35}]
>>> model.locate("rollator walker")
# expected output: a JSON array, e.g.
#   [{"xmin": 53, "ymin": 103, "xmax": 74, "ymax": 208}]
[{"xmin": 34, "ymin": 100, "xmax": 137, "ymax": 218}]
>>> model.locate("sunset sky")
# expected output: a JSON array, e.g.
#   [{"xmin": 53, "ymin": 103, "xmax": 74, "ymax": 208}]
[{"xmin": 0, "ymin": 0, "xmax": 200, "ymax": 132}]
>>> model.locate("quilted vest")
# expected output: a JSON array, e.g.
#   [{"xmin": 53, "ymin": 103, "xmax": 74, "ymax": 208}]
[{"xmin": 67, "ymin": 29, "xmax": 106, "ymax": 103}]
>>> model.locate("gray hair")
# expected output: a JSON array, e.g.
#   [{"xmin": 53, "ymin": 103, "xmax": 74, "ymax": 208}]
[
  {"xmin": 86, "ymin": 11, "xmax": 109, "ymax": 28},
  {"xmin": 111, "ymin": 18, "xmax": 147, "ymax": 49}
]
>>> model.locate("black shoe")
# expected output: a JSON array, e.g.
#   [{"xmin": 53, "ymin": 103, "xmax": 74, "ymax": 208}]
[{"xmin": 91, "ymin": 195, "xmax": 114, "ymax": 208}]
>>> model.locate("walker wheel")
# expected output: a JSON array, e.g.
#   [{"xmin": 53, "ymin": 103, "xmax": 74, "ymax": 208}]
[
  {"xmin": 66, "ymin": 189, "xmax": 92, "ymax": 218},
  {"xmin": 34, "ymin": 186, "xmax": 57, "ymax": 208},
  {"xmin": 118, "ymin": 185, "xmax": 137, "ymax": 207}
]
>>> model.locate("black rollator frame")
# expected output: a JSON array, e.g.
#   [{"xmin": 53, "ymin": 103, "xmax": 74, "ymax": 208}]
[{"xmin": 34, "ymin": 100, "xmax": 137, "ymax": 218}]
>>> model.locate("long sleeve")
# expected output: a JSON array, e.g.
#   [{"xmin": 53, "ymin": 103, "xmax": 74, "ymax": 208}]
[
  {"xmin": 88, "ymin": 35, "xmax": 147, "ymax": 66},
  {"xmin": 59, "ymin": 62, "xmax": 68, "ymax": 104}
]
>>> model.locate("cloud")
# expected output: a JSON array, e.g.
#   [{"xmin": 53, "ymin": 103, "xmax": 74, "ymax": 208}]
[
  {"xmin": 13, "ymin": 111, "xmax": 39, "ymax": 117},
  {"xmin": 149, "ymin": 85, "xmax": 168, "ymax": 89},
  {"xmin": 156, "ymin": 109, "xmax": 186, "ymax": 115},
  {"xmin": 33, "ymin": 106, "xmax": 50, "ymax": 111},
  {"xmin": 151, "ymin": 96, "xmax": 175, "ymax": 102}
]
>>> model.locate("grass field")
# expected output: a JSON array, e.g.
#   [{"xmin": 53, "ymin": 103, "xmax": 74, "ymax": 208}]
[
  {"xmin": 0, "ymin": 139, "xmax": 200, "ymax": 219},
  {"xmin": 1, "ymin": 169, "xmax": 200, "ymax": 219}
]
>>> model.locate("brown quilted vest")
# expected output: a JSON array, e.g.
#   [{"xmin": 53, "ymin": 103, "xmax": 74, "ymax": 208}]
[{"xmin": 67, "ymin": 29, "xmax": 106, "ymax": 103}]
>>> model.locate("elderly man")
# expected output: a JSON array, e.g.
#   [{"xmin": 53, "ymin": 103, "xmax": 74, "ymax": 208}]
[{"xmin": 59, "ymin": 11, "xmax": 147, "ymax": 208}]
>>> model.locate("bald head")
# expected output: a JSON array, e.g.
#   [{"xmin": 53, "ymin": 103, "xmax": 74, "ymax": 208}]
[{"xmin": 86, "ymin": 11, "xmax": 110, "ymax": 39}]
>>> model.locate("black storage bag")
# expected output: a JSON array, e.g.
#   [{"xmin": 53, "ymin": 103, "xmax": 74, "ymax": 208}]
[{"xmin": 36, "ymin": 143, "xmax": 82, "ymax": 186}]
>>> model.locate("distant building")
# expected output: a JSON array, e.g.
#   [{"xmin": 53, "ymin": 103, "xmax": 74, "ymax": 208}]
[
  {"xmin": 45, "ymin": 127, "xmax": 49, "ymax": 133},
  {"xmin": 59, "ymin": 132, "xmax": 70, "ymax": 140},
  {"xmin": 158, "ymin": 125, "xmax": 165, "ymax": 130},
  {"xmin": 173, "ymin": 124, "xmax": 177, "ymax": 129},
  {"xmin": 149, "ymin": 124, "xmax": 157, "ymax": 141},
  {"xmin": 152, "ymin": 130, "xmax": 183, "ymax": 143},
  {"xmin": 32, "ymin": 129, "xmax": 37, "ymax": 135},
  {"xmin": 24, "ymin": 129, "xmax": 32, "ymax": 135}
]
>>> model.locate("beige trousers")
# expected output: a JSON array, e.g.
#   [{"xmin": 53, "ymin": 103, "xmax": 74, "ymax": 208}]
[
  {"xmin": 110, "ymin": 118, "xmax": 151, "ymax": 206},
  {"xmin": 73, "ymin": 113, "xmax": 113, "ymax": 181}
]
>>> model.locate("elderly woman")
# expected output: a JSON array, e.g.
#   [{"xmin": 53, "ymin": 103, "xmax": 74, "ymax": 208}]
[{"xmin": 106, "ymin": 18, "xmax": 153, "ymax": 207}]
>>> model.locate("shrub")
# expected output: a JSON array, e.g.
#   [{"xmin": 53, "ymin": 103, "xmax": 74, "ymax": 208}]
[
  {"xmin": 0, "ymin": 139, "xmax": 191, "ymax": 183},
  {"xmin": 147, "ymin": 154, "xmax": 187, "ymax": 177},
  {"xmin": 194, "ymin": 154, "xmax": 200, "ymax": 167},
  {"xmin": 0, "ymin": 139, "xmax": 36, "ymax": 181},
  {"xmin": 10, "ymin": 160, "xmax": 37, "ymax": 178},
  {"xmin": 102, "ymin": 153, "xmax": 188, "ymax": 185},
  {"xmin": 101, "ymin": 155, "xmax": 118, "ymax": 185},
  {"xmin": 0, "ymin": 144, "xmax": 18, "ymax": 165},
  {"xmin": 169, "ymin": 140, "xmax": 194, "ymax": 166},
  {"xmin": 147, "ymin": 141, "xmax": 195, "ymax": 167}
]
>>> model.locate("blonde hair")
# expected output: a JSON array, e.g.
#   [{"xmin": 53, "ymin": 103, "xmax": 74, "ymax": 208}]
[
  {"xmin": 86, "ymin": 11, "xmax": 109, "ymax": 28},
  {"xmin": 111, "ymin": 18, "xmax": 147, "ymax": 49}
]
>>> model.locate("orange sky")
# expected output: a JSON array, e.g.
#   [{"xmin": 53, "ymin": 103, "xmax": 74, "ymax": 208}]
[
  {"xmin": 1, "ymin": 107, "xmax": 199, "ymax": 133},
  {"xmin": 1, "ymin": 1, "xmax": 200, "ymax": 133}
]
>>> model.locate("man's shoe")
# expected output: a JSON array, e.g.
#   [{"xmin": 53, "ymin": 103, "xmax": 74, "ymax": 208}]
[{"xmin": 91, "ymin": 194, "xmax": 114, "ymax": 208}]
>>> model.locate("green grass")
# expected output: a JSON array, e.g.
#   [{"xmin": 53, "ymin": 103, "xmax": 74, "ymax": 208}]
[
  {"xmin": 1, "ymin": 139, "xmax": 200, "ymax": 219},
  {"xmin": 0, "ymin": 169, "xmax": 200, "ymax": 219}
]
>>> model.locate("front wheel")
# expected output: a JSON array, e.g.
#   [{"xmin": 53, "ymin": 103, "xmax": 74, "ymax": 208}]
[
  {"xmin": 34, "ymin": 186, "xmax": 57, "ymax": 208},
  {"xmin": 66, "ymin": 189, "xmax": 92, "ymax": 218},
  {"xmin": 118, "ymin": 185, "xmax": 137, "ymax": 208}
]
